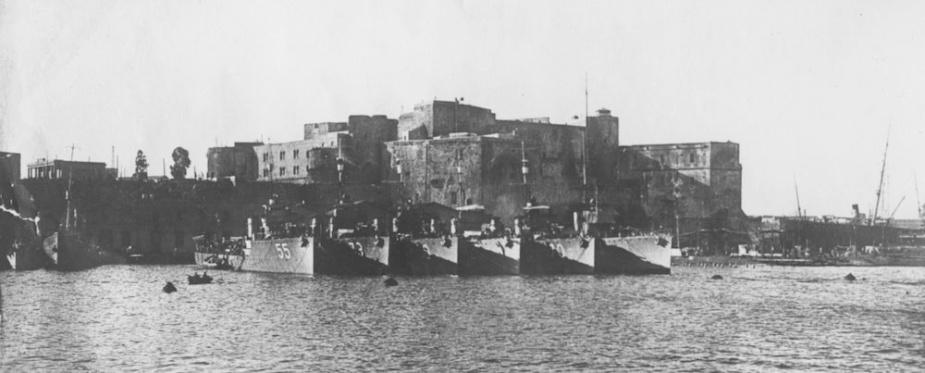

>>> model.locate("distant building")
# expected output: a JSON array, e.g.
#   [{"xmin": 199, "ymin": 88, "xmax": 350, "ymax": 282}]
[
  {"xmin": 0, "ymin": 151, "xmax": 21, "ymax": 183},
  {"xmin": 254, "ymin": 134, "xmax": 348, "ymax": 185},
  {"xmin": 206, "ymin": 142, "xmax": 263, "ymax": 181},
  {"xmin": 254, "ymin": 114, "xmax": 398, "ymax": 185},
  {"xmin": 27, "ymin": 158, "xmax": 108, "ymax": 181}
]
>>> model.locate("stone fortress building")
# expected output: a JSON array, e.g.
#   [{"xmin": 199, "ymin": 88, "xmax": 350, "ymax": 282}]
[{"xmin": 206, "ymin": 98, "xmax": 744, "ymax": 248}]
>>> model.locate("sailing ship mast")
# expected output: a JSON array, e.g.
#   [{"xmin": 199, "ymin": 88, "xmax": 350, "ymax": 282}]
[{"xmin": 871, "ymin": 133, "xmax": 890, "ymax": 225}]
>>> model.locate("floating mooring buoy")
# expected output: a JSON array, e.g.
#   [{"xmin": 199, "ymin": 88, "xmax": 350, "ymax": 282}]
[
  {"xmin": 163, "ymin": 281, "xmax": 178, "ymax": 293},
  {"xmin": 383, "ymin": 277, "xmax": 398, "ymax": 287}
]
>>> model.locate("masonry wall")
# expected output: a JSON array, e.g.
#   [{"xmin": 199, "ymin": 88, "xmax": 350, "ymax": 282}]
[
  {"xmin": 347, "ymin": 115, "xmax": 397, "ymax": 184},
  {"xmin": 206, "ymin": 142, "xmax": 261, "ymax": 181},
  {"xmin": 616, "ymin": 142, "xmax": 744, "ymax": 247},
  {"xmin": 304, "ymin": 121, "xmax": 348, "ymax": 140},
  {"xmin": 585, "ymin": 110, "xmax": 620, "ymax": 185},
  {"xmin": 397, "ymin": 101, "xmax": 496, "ymax": 140},
  {"xmin": 387, "ymin": 134, "xmax": 586, "ymax": 224}
]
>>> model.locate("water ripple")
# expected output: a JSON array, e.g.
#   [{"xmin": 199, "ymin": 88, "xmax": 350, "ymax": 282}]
[{"xmin": 2, "ymin": 265, "xmax": 925, "ymax": 371}]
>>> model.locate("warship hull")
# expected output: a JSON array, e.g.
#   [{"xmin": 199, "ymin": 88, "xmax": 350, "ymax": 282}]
[
  {"xmin": 315, "ymin": 236, "xmax": 390, "ymax": 275},
  {"xmin": 194, "ymin": 251, "xmax": 245, "ymax": 270},
  {"xmin": 522, "ymin": 237, "xmax": 595, "ymax": 275},
  {"xmin": 390, "ymin": 236, "xmax": 458, "ymax": 275},
  {"xmin": 596, "ymin": 235, "xmax": 672, "ymax": 274},
  {"xmin": 239, "ymin": 237, "xmax": 314, "ymax": 274},
  {"xmin": 459, "ymin": 237, "xmax": 520, "ymax": 275},
  {"xmin": 5, "ymin": 245, "xmax": 49, "ymax": 271},
  {"xmin": 43, "ymin": 232, "xmax": 126, "ymax": 271}
]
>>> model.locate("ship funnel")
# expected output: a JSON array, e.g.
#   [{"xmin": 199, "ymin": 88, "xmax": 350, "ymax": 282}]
[{"xmin": 247, "ymin": 218, "xmax": 253, "ymax": 238}]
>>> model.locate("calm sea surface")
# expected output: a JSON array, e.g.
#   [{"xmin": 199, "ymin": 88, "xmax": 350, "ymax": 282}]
[{"xmin": 1, "ymin": 265, "xmax": 924, "ymax": 372}]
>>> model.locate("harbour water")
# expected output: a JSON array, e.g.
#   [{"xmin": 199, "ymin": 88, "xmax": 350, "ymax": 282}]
[{"xmin": 1, "ymin": 265, "xmax": 924, "ymax": 372}]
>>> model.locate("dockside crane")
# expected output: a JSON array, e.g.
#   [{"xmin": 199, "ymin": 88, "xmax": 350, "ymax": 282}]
[{"xmin": 888, "ymin": 196, "xmax": 906, "ymax": 222}]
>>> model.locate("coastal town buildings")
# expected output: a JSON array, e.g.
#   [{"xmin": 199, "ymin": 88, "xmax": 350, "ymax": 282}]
[
  {"xmin": 251, "ymin": 115, "xmax": 397, "ymax": 185},
  {"xmin": 26, "ymin": 158, "xmax": 109, "ymax": 181}
]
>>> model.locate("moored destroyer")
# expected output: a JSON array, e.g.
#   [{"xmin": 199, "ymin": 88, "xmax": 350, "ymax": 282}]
[
  {"xmin": 584, "ymin": 202, "xmax": 672, "ymax": 275},
  {"xmin": 389, "ymin": 202, "xmax": 459, "ymax": 276},
  {"xmin": 518, "ymin": 200, "xmax": 672, "ymax": 275},
  {"xmin": 194, "ymin": 198, "xmax": 392, "ymax": 276},
  {"xmin": 519, "ymin": 204, "xmax": 595, "ymax": 274},
  {"xmin": 194, "ymin": 216, "xmax": 314, "ymax": 275},
  {"xmin": 315, "ymin": 200, "xmax": 390, "ymax": 276},
  {"xmin": 456, "ymin": 204, "xmax": 520, "ymax": 275}
]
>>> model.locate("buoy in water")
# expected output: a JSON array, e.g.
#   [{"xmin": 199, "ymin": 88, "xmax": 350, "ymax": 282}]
[
  {"xmin": 383, "ymin": 277, "xmax": 398, "ymax": 287},
  {"xmin": 844, "ymin": 273, "xmax": 856, "ymax": 281},
  {"xmin": 163, "ymin": 281, "xmax": 177, "ymax": 293},
  {"xmin": 711, "ymin": 274, "xmax": 723, "ymax": 280}
]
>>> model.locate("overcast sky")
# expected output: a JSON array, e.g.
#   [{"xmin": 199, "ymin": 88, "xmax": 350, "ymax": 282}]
[{"xmin": 1, "ymin": 0, "xmax": 924, "ymax": 218}]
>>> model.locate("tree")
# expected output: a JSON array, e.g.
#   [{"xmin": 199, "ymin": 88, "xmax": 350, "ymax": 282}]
[
  {"xmin": 170, "ymin": 147, "xmax": 190, "ymax": 180},
  {"xmin": 134, "ymin": 150, "xmax": 148, "ymax": 180}
]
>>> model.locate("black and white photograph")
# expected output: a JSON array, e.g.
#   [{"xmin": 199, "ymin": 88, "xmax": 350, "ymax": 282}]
[{"xmin": 1, "ymin": 1, "xmax": 924, "ymax": 371}]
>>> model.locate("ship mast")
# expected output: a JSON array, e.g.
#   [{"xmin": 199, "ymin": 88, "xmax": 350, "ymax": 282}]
[
  {"xmin": 64, "ymin": 165, "xmax": 74, "ymax": 231},
  {"xmin": 582, "ymin": 73, "xmax": 589, "ymax": 189},
  {"xmin": 915, "ymin": 172, "xmax": 922, "ymax": 219},
  {"xmin": 794, "ymin": 178, "xmax": 802, "ymax": 219},
  {"xmin": 871, "ymin": 133, "xmax": 890, "ymax": 225}
]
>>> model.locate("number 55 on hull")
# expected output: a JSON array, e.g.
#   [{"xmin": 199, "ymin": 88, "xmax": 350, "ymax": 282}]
[{"xmin": 238, "ymin": 236, "xmax": 314, "ymax": 274}]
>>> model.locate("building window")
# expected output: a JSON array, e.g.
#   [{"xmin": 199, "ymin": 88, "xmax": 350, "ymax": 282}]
[
  {"xmin": 280, "ymin": 167, "xmax": 287, "ymax": 176},
  {"xmin": 279, "ymin": 151, "xmax": 285, "ymax": 160},
  {"xmin": 263, "ymin": 153, "xmax": 269, "ymax": 162},
  {"xmin": 293, "ymin": 150, "xmax": 300, "ymax": 159},
  {"xmin": 263, "ymin": 169, "xmax": 270, "ymax": 177},
  {"xmin": 450, "ymin": 191, "xmax": 458, "ymax": 205},
  {"xmin": 293, "ymin": 166, "xmax": 300, "ymax": 175},
  {"xmin": 689, "ymin": 153, "xmax": 696, "ymax": 164}
]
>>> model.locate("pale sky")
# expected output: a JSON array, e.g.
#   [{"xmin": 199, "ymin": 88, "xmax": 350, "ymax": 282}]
[{"xmin": 1, "ymin": 0, "xmax": 924, "ymax": 218}]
